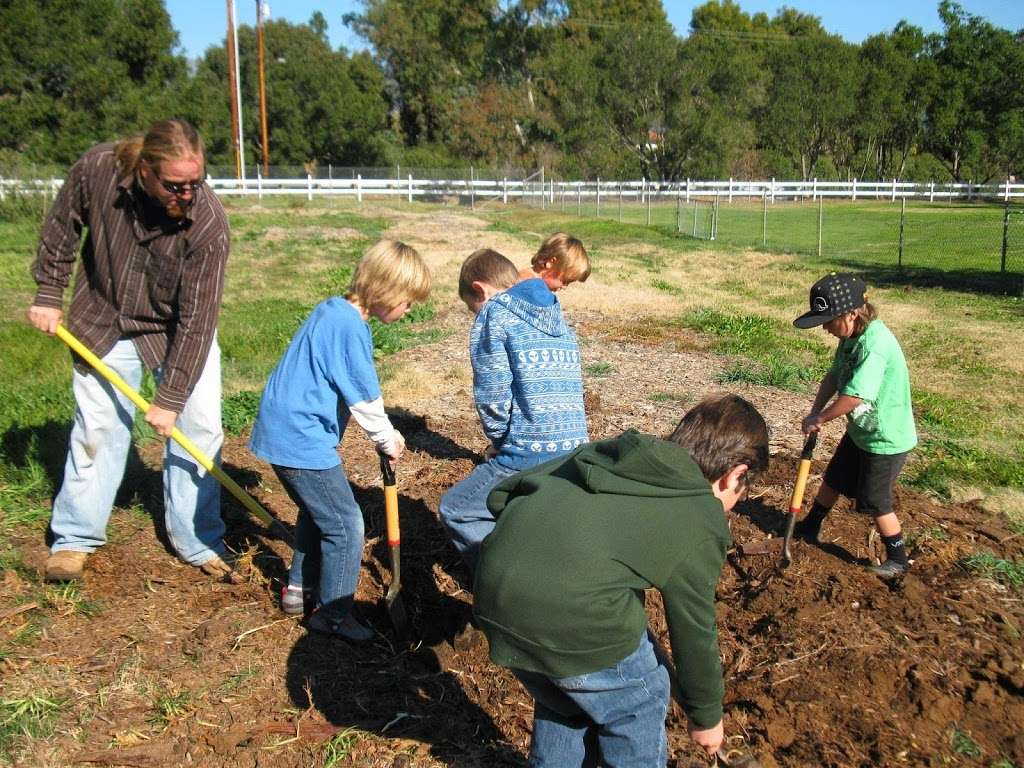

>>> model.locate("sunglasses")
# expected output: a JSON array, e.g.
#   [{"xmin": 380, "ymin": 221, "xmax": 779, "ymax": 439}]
[{"xmin": 157, "ymin": 177, "xmax": 203, "ymax": 196}]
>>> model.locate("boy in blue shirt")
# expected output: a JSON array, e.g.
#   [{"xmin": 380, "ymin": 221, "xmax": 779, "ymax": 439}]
[
  {"xmin": 439, "ymin": 248, "xmax": 589, "ymax": 574},
  {"xmin": 250, "ymin": 240, "xmax": 431, "ymax": 640}
]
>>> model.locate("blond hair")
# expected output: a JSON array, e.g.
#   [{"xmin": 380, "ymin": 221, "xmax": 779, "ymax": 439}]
[
  {"xmin": 458, "ymin": 248, "xmax": 519, "ymax": 304},
  {"xmin": 348, "ymin": 240, "xmax": 431, "ymax": 311},
  {"xmin": 532, "ymin": 232, "xmax": 591, "ymax": 284},
  {"xmin": 852, "ymin": 301, "xmax": 878, "ymax": 335},
  {"xmin": 114, "ymin": 119, "xmax": 204, "ymax": 177}
]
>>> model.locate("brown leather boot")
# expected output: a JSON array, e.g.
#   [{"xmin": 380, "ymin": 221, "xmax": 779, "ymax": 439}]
[
  {"xmin": 44, "ymin": 551, "xmax": 88, "ymax": 582},
  {"xmin": 198, "ymin": 554, "xmax": 245, "ymax": 584}
]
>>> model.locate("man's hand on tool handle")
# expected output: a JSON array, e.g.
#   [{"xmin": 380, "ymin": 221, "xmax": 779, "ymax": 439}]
[
  {"xmin": 145, "ymin": 406, "xmax": 178, "ymax": 438},
  {"xmin": 28, "ymin": 305, "xmax": 63, "ymax": 335},
  {"xmin": 689, "ymin": 719, "xmax": 724, "ymax": 756},
  {"xmin": 387, "ymin": 431, "xmax": 406, "ymax": 467}
]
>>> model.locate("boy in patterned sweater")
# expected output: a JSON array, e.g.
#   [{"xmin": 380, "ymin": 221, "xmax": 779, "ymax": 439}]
[{"xmin": 440, "ymin": 248, "xmax": 589, "ymax": 575}]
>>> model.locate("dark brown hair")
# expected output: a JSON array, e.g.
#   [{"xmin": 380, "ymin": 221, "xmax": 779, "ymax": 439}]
[
  {"xmin": 668, "ymin": 393, "xmax": 769, "ymax": 484},
  {"xmin": 458, "ymin": 248, "xmax": 519, "ymax": 304},
  {"xmin": 114, "ymin": 119, "xmax": 205, "ymax": 177}
]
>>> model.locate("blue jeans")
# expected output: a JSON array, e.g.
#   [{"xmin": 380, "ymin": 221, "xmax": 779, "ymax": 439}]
[
  {"xmin": 514, "ymin": 634, "xmax": 670, "ymax": 768},
  {"xmin": 438, "ymin": 458, "xmax": 519, "ymax": 574},
  {"xmin": 50, "ymin": 336, "xmax": 224, "ymax": 566},
  {"xmin": 274, "ymin": 464, "xmax": 363, "ymax": 622}
]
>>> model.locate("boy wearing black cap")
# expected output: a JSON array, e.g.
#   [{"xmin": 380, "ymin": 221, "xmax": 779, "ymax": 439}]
[{"xmin": 793, "ymin": 273, "xmax": 917, "ymax": 580}]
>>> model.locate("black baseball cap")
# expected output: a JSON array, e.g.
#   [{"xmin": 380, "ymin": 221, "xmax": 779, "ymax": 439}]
[{"xmin": 793, "ymin": 273, "xmax": 867, "ymax": 329}]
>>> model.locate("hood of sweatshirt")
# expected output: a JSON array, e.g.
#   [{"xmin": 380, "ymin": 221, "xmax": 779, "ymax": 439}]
[
  {"xmin": 493, "ymin": 277, "xmax": 566, "ymax": 337},
  {"xmin": 571, "ymin": 429, "xmax": 716, "ymax": 499}
]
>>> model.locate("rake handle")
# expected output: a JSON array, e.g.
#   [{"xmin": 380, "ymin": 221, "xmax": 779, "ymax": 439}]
[{"xmin": 54, "ymin": 325, "xmax": 290, "ymax": 543}]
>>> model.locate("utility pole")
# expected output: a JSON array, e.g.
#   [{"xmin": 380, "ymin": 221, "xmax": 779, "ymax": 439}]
[
  {"xmin": 231, "ymin": 0, "xmax": 245, "ymax": 180},
  {"xmin": 225, "ymin": 0, "xmax": 242, "ymax": 179},
  {"xmin": 256, "ymin": 1, "xmax": 270, "ymax": 176}
]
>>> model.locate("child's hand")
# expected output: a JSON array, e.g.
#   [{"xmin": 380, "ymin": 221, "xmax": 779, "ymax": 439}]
[
  {"xmin": 389, "ymin": 430, "xmax": 406, "ymax": 462},
  {"xmin": 687, "ymin": 718, "xmax": 723, "ymax": 755},
  {"xmin": 801, "ymin": 413, "xmax": 823, "ymax": 434}
]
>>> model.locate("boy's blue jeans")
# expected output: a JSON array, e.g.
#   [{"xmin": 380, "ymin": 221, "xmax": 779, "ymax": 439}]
[
  {"xmin": 438, "ymin": 458, "xmax": 519, "ymax": 574},
  {"xmin": 274, "ymin": 464, "xmax": 363, "ymax": 621},
  {"xmin": 513, "ymin": 634, "xmax": 671, "ymax": 768},
  {"xmin": 49, "ymin": 336, "xmax": 225, "ymax": 567}
]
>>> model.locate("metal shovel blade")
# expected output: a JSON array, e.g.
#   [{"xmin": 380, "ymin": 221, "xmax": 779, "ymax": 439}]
[{"xmin": 380, "ymin": 454, "xmax": 408, "ymax": 636}]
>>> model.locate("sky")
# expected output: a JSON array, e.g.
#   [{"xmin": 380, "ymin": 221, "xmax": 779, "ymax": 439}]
[{"xmin": 165, "ymin": 0, "xmax": 1024, "ymax": 60}]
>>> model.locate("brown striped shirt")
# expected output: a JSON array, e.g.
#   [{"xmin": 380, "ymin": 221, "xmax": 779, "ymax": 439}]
[{"xmin": 32, "ymin": 143, "xmax": 230, "ymax": 412}]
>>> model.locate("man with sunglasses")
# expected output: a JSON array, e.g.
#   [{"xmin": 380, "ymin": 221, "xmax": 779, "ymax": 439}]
[{"xmin": 28, "ymin": 119, "xmax": 236, "ymax": 583}]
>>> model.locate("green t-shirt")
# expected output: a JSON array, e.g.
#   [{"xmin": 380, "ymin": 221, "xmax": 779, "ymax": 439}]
[{"xmin": 830, "ymin": 319, "xmax": 917, "ymax": 455}]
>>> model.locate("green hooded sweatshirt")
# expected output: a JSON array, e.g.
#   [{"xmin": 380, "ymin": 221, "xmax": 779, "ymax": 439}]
[{"xmin": 474, "ymin": 430, "xmax": 730, "ymax": 728}]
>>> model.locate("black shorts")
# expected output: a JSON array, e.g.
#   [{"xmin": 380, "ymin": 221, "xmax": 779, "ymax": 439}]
[{"xmin": 822, "ymin": 433, "xmax": 910, "ymax": 516}]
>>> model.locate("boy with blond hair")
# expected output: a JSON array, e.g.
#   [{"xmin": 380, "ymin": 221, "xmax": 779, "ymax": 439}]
[
  {"xmin": 440, "ymin": 248, "xmax": 588, "ymax": 573},
  {"xmin": 518, "ymin": 232, "xmax": 591, "ymax": 292},
  {"xmin": 250, "ymin": 240, "xmax": 431, "ymax": 639}
]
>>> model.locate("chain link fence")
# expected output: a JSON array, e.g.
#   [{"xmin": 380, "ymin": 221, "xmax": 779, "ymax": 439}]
[{"xmin": 521, "ymin": 188, "xmax": 1024, "ymax": 296}]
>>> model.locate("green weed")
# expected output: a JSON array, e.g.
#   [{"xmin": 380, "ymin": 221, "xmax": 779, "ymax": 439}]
[
  {"xmin": 323, "ymin": 727, "xmax": 363, "ymax": 767},
  {"xmin": 149, "ymin": 689, "xmax": 194, "ymax": 727},
  {"xmin": 951, "ymin": 728, "xmax": 982, "ymax": 758},
  {"xmin": 218, "ymin": 666, "xmax": 259, "ymax": 694},
  {"xmin": 369, "ymin": 301, "xmax": 443, "ymax": 357},
  {"xmin": 649, "ymin": 392, "xmax": 689, "ymax": 403},
  {"xmin": 45, "ymin": 582, "xmax": 103, "ymax": 617},
  {"xmin": 906, "ymin": 438, "xmax": 1024, "ymax": 497},
  {"xmin": 652, "ymin": 279, "xmax": 682, "ymax": 295},
  {"xmin": 962, "ymin": 551, "xmax": 1024, "ymax": 590},
  {"xmin": 222, "ymin": 390, "xmax": 262, "ymax": 436},
  {"xmin": 0, "ymin": 694, "xmax": 65, "ymax": 758},
  {"xmin": 717, "ymin": 359, "xmax": 817, "ymax": 391},
  {"xmin": 585, "ymin": 362, "xmax": 614, "ymax": 377}
]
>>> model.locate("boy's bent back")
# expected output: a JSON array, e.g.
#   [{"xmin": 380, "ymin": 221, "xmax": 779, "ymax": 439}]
[{"xmin": 472, "ymin": 276, "xmax": 587, "ymax": 468}]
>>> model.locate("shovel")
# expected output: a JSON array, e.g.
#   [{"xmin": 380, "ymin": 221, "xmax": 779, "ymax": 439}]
[
  {"xmin": 379, "ymin": 453, "xmax": 408, "ymax": 636},
  {"xmin": 781, "ymin": 432, "xmax": 817, "ymax": 567},
  {"xmin": 54, "ymin": 324, "xmax": 293, "ymax": 548}
]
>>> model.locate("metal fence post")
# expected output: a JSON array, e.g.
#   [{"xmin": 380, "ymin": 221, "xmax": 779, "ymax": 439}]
[
  {"xmin": 646, "ymin": 185, "xmax": 652, "ymax": 226},
  {"xmin": 306, "ymin": 172, "xmax": 313, "ymax": 202},
  {"xmin": 770, "ymin": 177, "xmax": 776, "ymax": 205},
  {"xmin": 817, "ymin": 196, "xmax": 823, "ymax": 257},
  {"xmin": 852, "ymin": 178, "xmax": 857, "ymax": 201},
  {"xmin": 407, "ymin": 174, "xmax": 412, "ymax": 203},
  {"xmin": 257, "ymin": 167, "xmax": 263, "ymax": 202},
  {"xmin": 929, "ymin": 181, "xmax": 935, "ymax": 203},
  {"xmin": 503, "ymin": 177, "xmax": 508, "ymax": 204},
  {"xmin": 891, "ymin": 177, "xmax": 897, "ymax": 202},
  {"xmin": 1006, "ymin": 178, "xmax": 1011, "ymax": 203},
  {"xmin": 356, "ymin": 173, "xmax": 362, "ymax": 203},
  {"xmin": 685, "ymin": 177, "xmax": 691, "ymax": 203},
  {"xmin": 762, "ymin": 191, "xmax": 767, "ymax": 247},
  {"xmin": 1002, "ymin": 203, "xmax": 1010, "ymax": 273},
  {"xmin": 812, "ymin": 177, "xmax": 817, "ymax": 201},
  {"xmin": 898, "ymin": 197, "xmax": 906, "ymax": 268},
  {"xmin": 728, "ymin": 177, "xmax": 733, "ymax": 203},
  {"xmin": 596, "ymin": 177, "xmax": 601, "ymax": 217}
]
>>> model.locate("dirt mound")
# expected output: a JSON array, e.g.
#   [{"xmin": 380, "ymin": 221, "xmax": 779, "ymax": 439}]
[{"xmin": 5, "ymin": 317, "xmax": 1022, "ymax": 768}]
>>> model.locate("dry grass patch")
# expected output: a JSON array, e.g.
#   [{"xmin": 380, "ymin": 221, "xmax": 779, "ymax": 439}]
[{"xmin": 262, "ymin": 225, "xmax": 364, "ymax": 242}]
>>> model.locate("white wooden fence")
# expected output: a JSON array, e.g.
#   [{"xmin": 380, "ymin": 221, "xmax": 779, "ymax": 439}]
[{"xmin": 3, "ymin": 174, "xmax": 1024, "ymax": 203}]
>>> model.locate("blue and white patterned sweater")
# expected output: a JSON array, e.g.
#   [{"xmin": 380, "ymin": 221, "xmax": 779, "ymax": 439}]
[{"xmin": 471, "ymin": 278, "xmax": 589, "ymax": 469}]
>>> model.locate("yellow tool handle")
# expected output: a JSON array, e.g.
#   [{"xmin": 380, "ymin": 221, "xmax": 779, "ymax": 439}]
[
  {"xmin": 384, "ymin": 485, "xmax": 400, "ymax": 547},
  {"xmin": 54, "ymin": 324, "xmax": 279, "ymax": 531},
  {"xmin": 788, "ymin": 459, "xmax": 812, "ymax": 514}
]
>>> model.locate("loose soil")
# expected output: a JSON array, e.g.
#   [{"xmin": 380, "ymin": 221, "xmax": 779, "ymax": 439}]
[{"xmin": 3, "ymin": 206, "xmax": 1022, "ymax": 767}]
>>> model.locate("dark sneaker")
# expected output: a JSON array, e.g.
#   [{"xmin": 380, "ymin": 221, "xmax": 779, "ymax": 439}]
[
  {"xmin": 307, "ymin": 612, "xmax": 375, "ymax": 642},
  {"xmin": 281, "ymin": 585, "xmax": 311, "ymax": 616},
  {"xmin": 45, "ymin": 551, "xmax": 88, "ymax": 582},
  {"xmin": 869, "ymin": 559, "xmax": 908, "ymax": 581},
  {"xmin": 793, "ymin": 517, "xmax": 825, "ymax": 544}
]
